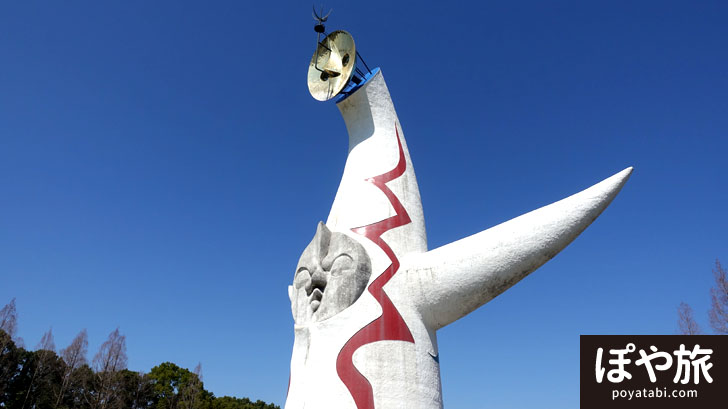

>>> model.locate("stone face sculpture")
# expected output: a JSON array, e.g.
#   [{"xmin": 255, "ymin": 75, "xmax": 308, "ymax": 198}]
[
  {"xmin": 285, "ymin": 68, "xmax": 632, "ymax": 409},
  {"xmin": 291, "ymin": 222, "xmax": 372, "ymax": 324}
]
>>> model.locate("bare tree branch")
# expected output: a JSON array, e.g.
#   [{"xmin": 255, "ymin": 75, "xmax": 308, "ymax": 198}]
[
  {"xmin": 55, "ymin": 328, "xmax": 89, "ymax": 408},
  {"xmin": 22, "ymin": 328, "xmax": 56, "ymax": 409},
  {"xmin": 36, "ymin": 328, "xmax": 56, "ymax": 352},
  {"xmin": 92, "ymin": 328, "xmax": 128, "ymax": 409},
  {"xmin": 708, "ymin": 259, "xmax": 728, "ymax": 334},
  {"xmin": 0, "ymin": 298, "xmax": 18, "ymax": 337},
  {"xmin": 178, "ymin": 362, "xmax": 204, "ymax": 409},
  {"xmin": 0, "ymin": 298, "xmax": 18, "ymax": 355},
  {"xmin": 677, "ymin": 302, "xmax": 701, "ymax": 335}
]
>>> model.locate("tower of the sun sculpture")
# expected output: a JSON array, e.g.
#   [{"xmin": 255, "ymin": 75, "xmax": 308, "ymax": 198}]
[{"xmin": 285, "ymin": 15, "xmax": 632, "ymax": 409}]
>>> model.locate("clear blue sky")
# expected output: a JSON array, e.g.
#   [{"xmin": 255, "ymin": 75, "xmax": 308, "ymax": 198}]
[{"xmin": 1, "ymin": 1, "xmax": 726, "ymax": 408}]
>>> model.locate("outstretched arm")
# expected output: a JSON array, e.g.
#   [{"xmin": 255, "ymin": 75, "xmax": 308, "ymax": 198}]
[{"xmin": 402, "ymin": 167, "xmax": 633, "ymax": 330}]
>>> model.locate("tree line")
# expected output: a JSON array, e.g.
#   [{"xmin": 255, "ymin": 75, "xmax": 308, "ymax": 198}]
[
  {"xmin": 677, "ymin": 259, "xmax": 728, "ymax": 335},
  {"xmin": 0, "ymin": 299, "xmax": 280, "ymax": 409}
]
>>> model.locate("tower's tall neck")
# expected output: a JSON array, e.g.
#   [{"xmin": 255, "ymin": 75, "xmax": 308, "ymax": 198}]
[{"xmin": 326, "ymin": 69, "xmax": 427, "ymax": 257}]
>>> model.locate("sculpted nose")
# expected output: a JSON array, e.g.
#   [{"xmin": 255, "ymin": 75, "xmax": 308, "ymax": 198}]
[{"xmin": 308, "ymin": 268, "xmax": 327, "ymax": 295}]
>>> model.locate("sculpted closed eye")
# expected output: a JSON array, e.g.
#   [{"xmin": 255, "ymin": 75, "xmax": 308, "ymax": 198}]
[
  {"xmin": 294, "ymin": 268, "xmax": 311, "ymax": 289},
  {"xmin": 330, "ymin": 254, "xmax": 354, "ymax": 276}
]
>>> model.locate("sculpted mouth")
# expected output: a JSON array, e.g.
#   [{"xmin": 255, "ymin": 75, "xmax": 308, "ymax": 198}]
[{"xmin": 310, "ymin": 288, "xmax": 323, "ymax": 312}]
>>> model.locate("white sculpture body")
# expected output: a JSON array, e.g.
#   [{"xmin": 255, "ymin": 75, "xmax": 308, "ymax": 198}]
[{"xmin": 285, "ymin": 69, "xmax": 632, "ymax": 409}]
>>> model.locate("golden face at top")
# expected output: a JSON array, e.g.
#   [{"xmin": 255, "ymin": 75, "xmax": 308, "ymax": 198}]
[{"xmin": 307, "ymin": 30, "xmax": 357, "ymax": 101}]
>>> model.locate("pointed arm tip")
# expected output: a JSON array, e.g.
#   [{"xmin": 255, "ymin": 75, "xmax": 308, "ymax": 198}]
[{"xmin": 402, "ymin": 168, "xmax": 633, "ymax": 330}]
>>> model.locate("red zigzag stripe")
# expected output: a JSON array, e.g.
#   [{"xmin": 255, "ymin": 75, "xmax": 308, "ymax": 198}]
[{"xmin": 336, "ymin": 124, "xmax": 415, "ymax": 409}]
